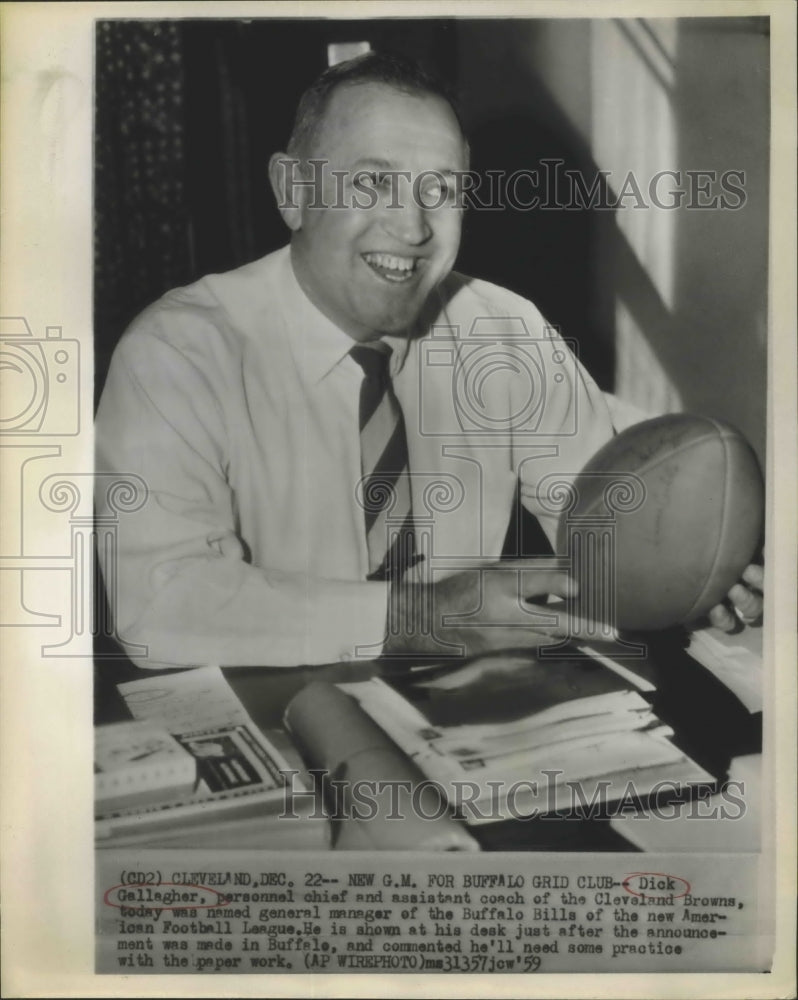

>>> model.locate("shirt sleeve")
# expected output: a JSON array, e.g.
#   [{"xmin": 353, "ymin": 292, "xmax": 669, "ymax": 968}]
[
  {"xmin": 513, "ymin": 323, "xmax": 617, "ymax": 551},
  {"xmin": 95, "ymin": 321, "xmax": 389, "ymax": 669}
]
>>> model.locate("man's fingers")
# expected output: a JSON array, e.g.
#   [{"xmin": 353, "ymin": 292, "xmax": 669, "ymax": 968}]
[
  {"xmin": 506, "ymin": 558, "xmax": 568, "ymax": 570},
  {"xmin": 532, "ymin": 601, "xmax": 617, "ymax": 639},
  {"xmin": 741, "ymin": 563, "xmax": 764, "ymax": 591},
  {"xmin": 518, "ymin": 568, "xmax": 578, "ymax": 600},
  {"xmin": 708, "ymin": 602, "xmax": 737, "ymax": 632},
  {"xmin": 523, "ymin": 601, "xmax": 571, "ymax": 636},
  {"xmin": 728, "ymin": 582, "xmax": 763, "ymax": 623}
]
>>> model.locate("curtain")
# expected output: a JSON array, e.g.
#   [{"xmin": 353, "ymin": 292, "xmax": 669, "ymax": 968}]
[{"xmin": 94, "ymin": 20, "xmax": 192, "ymax": 402}]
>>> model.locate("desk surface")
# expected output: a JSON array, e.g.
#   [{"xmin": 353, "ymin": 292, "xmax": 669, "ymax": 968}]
[{"xmin": 94, "ymin": 628, "xmax": 762, "ymax": 852}]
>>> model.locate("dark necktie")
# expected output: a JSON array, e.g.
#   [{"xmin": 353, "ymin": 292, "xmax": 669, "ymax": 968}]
[{"xmin": 350, "ymin": 342, "xmax": 418, "ymax": 582}]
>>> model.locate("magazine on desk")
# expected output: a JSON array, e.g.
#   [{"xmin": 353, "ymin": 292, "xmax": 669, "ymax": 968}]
[
  {"xmin": 2, "ymin": 3, "xmax": 794, "ymax": 998},
  {"xmin": 95, "ymin": 668, "xmax": 329, "ymax": 849}
]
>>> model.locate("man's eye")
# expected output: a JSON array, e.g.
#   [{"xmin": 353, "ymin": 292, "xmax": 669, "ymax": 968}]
[
  {"xmin": 420, "ymin": 178, "xmax": 452, "ymax": 205},
  {"xmin": 365, "ymin": 171, "xmax": 391, "ymax": 189},
  {"xmin": 352, "ymin": 171, "xmax": 389, "ymax": 196}
]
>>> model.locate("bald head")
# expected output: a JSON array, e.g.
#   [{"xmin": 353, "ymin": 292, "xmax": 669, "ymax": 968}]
[{"xmin": 286, "ymin": 50, "xmax": 468, "ymax": 161}]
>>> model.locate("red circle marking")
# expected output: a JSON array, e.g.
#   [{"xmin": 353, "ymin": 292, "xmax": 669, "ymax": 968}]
[
  {"xmin": 103, "ymin": 882, "xmax": 230, "ymax": 910},
  {"xmin": 622, "ymin": 872, "xmax": 691, "ymax": 899}
]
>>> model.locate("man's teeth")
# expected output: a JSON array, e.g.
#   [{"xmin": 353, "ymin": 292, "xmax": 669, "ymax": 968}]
[
  {"xmin": 363, "ymin": 252, "xmax": 416, "ymax": 280},
  {"xmin": 364, "ymin": 252, "xmax": 414, "ymax": 271}
]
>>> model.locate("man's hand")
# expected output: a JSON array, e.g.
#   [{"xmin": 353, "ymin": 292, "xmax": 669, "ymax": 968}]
[
  {"xmin": 383, "ymin": 559, "xmax": 580, "ymax": 660},
  {"xmin": 707, "ymin": 563, "xmax": 764, "ymax": 631}
]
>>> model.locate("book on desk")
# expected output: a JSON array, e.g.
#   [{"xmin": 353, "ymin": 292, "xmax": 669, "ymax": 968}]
[{"xmin": 94, "ymin": 668, "xmax": 330, "ymax": 850}]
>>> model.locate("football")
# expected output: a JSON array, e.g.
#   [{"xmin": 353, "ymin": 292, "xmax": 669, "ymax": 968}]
[{"xmin": 556, "ymin": 414, "xmax": 764, "ymax": 631}]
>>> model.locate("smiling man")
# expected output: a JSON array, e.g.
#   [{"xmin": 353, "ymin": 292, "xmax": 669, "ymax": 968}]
[
  {"xmin": 95, "ymin": 51, "xmax": 762, "ymax": 669},
  {"xmin": 275, "ymin": 78, "xmax": 467, "ymax": 341}
]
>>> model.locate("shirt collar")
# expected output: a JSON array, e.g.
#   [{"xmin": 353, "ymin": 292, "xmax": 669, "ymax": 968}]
[
  {"xmin": 281, "ymin": 248, "xmax": 415, "ymax": 385},
  {"xmin": 281, "ymin": 249, "xmax": 359, "ymax": 385}
]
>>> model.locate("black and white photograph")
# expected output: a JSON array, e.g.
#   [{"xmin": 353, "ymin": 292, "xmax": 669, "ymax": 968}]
[{"xmin": 1, "ymin": 2, "xmax": 796, "ymax": 997}]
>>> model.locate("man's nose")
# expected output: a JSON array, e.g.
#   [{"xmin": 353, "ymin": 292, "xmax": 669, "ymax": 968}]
[{"xmin": 381, "ymin": 195, "xmax": 432, "ymax": 246}]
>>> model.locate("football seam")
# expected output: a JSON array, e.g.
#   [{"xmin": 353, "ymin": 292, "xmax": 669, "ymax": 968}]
[
  {"xmin": 575, "ymin": 421, "xmax": 736, "ymax": 626},
  {"xmin": 681, "ymin": 425, "xmax": 735, "ymax": 622},
  {"xmin": 578, "ymin": 424, "xmax": 732, "ymax": 520}
]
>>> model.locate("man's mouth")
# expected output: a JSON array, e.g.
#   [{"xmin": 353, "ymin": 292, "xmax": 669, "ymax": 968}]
[{"xmin": 361, "ymin": 252, "xmax": 419, "ymax": 283}]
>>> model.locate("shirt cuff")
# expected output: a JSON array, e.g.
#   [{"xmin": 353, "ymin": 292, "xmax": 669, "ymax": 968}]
[{"xmin": 303, "ymin": 578, "xmax": 390, "ymax": 664}]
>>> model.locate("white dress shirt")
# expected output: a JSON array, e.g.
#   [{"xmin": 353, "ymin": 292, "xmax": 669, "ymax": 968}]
[{"xmin": 96, "ymin": 246, "xmax": 615, "ymax": 668}]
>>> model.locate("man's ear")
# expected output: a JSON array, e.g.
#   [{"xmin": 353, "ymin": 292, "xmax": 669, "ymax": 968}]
[{"xmin": 268, "ymin": 152, "xmax": 303, "ymax": 232}]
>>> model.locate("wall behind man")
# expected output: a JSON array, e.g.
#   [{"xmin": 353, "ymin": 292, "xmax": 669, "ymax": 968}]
[
  {"xmin": 93, "ymin": 17, "xmax": 460, "ymax": 405},
  {"xmin": 455, "ymin": 16, "xmax": 769, "ymax": 465},
  {"xmin": 95, "ymin": 16, "xmax": 769, "ymax": 469}
]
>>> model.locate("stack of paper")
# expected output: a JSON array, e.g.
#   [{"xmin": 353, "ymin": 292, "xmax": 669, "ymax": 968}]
[{"xmin": 339, "ymin": 653, "xmax": 713, "ymax": 824}]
